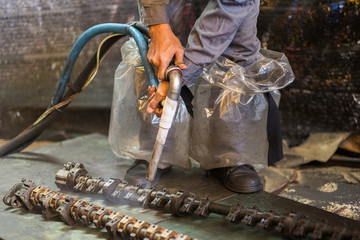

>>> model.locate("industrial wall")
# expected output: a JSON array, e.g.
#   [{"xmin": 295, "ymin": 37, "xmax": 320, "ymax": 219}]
[
  {"xmin": 0, "ymin": 0, "xmax": 359, "ymax": 142},
  {"xmin": 258, "ymin": 0, "xmax": 360, "ymax": 141}
]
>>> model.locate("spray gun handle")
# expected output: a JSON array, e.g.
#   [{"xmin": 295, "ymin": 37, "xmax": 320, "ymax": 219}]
[{"xmin": 165, "ymin": 66, "xmax": 183, "ymax": 101}]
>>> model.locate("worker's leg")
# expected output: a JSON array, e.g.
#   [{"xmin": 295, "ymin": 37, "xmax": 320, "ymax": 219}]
[
  {"xmin": 222, "ymin": 0, "xmax": 261, "ymax": 69},
  {"xmin": 191, "ymin": 0, "xmax": 266, "ymax": 193},
  {"xmin": 191, "ymin": 84, "xmax": 267, "ymax": 193},
  {"xmin": 209, "ymin": 0, "xmax": 264, "ymax": 193}
]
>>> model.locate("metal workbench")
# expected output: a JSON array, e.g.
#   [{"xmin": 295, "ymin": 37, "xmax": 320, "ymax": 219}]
[{"xmin": 0, "ymin": 134, "xmax": 359, "ymax": 239}]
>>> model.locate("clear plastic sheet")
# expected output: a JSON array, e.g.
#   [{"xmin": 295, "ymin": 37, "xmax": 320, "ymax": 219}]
[
  {"xmin": 109, "ymin": 40, "xmax": 294, "ymax": 171},
  {"xmin": 108, "ymin": 39, "xmax": 192, "ymax": 169},
  {"xmin": 201, "ymin": 49, "xmax": 295, "ymax": 106},
  {"xmin": 190, "ymin": 49, "xmax": 294, "ymax": 170}
]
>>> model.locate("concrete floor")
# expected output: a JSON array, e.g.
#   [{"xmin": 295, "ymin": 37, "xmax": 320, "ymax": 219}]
[
  {"xmin": 0, "ymin": 134, "xmax": 359, "ymax": 239},
  {"xmin": 260, "ymin": 133, "xmax": 360, "ymax": 222}
]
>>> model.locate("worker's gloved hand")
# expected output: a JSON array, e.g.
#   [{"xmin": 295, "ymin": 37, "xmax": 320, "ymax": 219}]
[
  {"xmin": 147, "ymin": 24, "xmax": 187, "ymax": 80},
  {"xmin": 147, "ymin": 81, "xmax": 169, "ymax": 117}
]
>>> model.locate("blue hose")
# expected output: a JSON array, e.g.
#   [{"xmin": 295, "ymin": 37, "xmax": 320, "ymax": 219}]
[{"xmin": 53, "ymin": 23, "xmax": 158, "ymax": 104}]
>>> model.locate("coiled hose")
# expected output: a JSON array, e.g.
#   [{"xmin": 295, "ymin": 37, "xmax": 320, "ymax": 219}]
[{"xmin": 0, "ymin": 22, "xmax": 158, "ymax": 157}]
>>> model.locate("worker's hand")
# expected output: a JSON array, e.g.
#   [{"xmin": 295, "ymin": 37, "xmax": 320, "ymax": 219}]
[
  {"xmin": 147, "ymin": 81, "xmax": 169, "ymax": 117},
  {"xmin": 148, "ymin": 24, "xmax": 187, "ymax": 80}
]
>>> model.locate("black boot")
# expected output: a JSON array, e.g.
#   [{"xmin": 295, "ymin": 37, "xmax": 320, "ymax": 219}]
[{"xmin": 209, "ymin": 165, "xmax": 262, "ymax": 193}]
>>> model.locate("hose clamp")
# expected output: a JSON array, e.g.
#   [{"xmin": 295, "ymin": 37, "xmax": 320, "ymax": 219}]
[{"xmin": 165, "ymin": 65, "xmax": 182, "ymax": 81}]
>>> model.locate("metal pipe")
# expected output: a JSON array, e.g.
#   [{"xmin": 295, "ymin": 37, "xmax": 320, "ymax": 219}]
[{"xmin": 146, "ymin": 66, "xmax": 183, "ymax": 181}]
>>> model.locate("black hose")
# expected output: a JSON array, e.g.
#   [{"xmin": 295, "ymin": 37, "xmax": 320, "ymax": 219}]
[
  {"xmin": 0, "ymin": 22, "xmax": 150, "ymax": 157},
  {"xmin": 0, "ymin": 35, "xmax": 125, "ymax": 157}
]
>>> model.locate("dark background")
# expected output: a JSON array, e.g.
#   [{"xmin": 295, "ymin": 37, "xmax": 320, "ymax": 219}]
[{"xmin": 0, "ymin": 0, "xmax": 359, "ymax": 144}]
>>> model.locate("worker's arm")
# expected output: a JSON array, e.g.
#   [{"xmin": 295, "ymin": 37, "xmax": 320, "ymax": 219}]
[
  {"xmin": 139, "ymin": 0, "xmax": 186, "ymax": 115},
  {"xmin": 147, "ymin": 24, "xmax": 187, "ymax": 81},
  {"xmin": 139, "ymin": 0, "xmax": 187, "ymax": 80},
  {"xmin": 138, "ymin": 0, "xmax": 170, "ymax": 26}
]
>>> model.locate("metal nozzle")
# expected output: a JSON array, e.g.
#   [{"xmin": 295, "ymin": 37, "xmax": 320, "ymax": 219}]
[{"xmin": 146, "ymin": 66, "xmax": 183, "ymax": 182}]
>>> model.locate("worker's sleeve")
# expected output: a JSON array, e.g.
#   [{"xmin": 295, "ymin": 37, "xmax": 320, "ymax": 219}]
[
  {"xmin": 138, "ymin": 0, "xmax": 170, "ymax": 26},
  {"xmin": 182, "ymin": 0, "xmax": 258, "ymax": 84}
]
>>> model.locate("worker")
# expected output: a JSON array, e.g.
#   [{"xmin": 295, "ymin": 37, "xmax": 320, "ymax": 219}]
[{"xmin": 125, "ymin": 0, "xmax": 281, "ymax": 193}]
